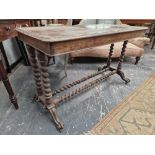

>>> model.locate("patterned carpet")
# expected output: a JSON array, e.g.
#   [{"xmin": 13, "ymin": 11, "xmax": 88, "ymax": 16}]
[{"xmin": 90, "ymin": 73, "xmax": 155, "ymax": 135}]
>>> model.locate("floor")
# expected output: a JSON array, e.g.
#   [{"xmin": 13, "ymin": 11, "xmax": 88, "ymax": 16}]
[{"xmin": 0, "ymin": 45, "xmax": 155, "ymax": 135}]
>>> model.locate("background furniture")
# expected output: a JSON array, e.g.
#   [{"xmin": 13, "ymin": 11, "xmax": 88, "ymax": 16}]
[
  {"xmin": 44, "ymin": 19, "xmax": 73, "ymax": 76},
  {"xmin": 70, "ymin": 19, "xmax": 150, "ymax": 64},
  {"xmin": 0, "ymin": 53, "xmax": 18, "ymax": 109},
  {"xmin": 120, "ymin": 19, "xmax": 155, "ymax": 26},
  {"xmin": 147, "ymin": 23, "xmax": 155, "ymax": 49},
  {"xmin": 32, "ymin": 19, "xmax": 80, "ymax": 26},
  {"xmin": 0, "ymin": 20, "xmax": 31, "ymax": 73},
  {"xmin": 120, "ymin": 19, "xmax": 155, "ymax": 49}
]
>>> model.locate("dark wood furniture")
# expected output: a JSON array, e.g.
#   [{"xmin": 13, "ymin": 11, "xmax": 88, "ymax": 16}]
[
  {"xmin": 121, "ymin": 19, "xmax": 155, "ymax": 49},
  {"xmin": 17, "ymin": 24, "xmax": 147, "ymax": 131},
  {"xmin": 0, "ymin": 20, "xmax": 31, "ymax": 73},
  {"xmin": 55, "ymin": 19, "xmax": 81, "ymax": 25},
  {"xmin": 0, "ymin": 20, "xmax": 30, "ymax": 109},
  {"xmin": 147, "ymin": 23, "xmax": 155, "ymax": 49},
  {"xmin": 0, "ymin": 54, "xmax": 18, "ymax": 109},
  {"xmin": 121, "ymin": 19, "xmax": 155, "ymax": 26}
]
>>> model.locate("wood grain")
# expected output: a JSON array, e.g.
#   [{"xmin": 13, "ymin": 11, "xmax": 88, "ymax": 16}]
[{"xmin": 17, "ymin": 24, "xmax": 147, "ymax": 56}]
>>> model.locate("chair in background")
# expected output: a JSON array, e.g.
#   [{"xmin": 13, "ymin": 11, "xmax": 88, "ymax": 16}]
[
  {"xmin": 70, "ymin": 19, "xmax": 150, "ymax": 64},
  {"xmin": 0, "ymin": 53, "xmax": 18, "ymax": 109},
  {"xmin": 45, "ymin": 19, "xmax": 73, "ymax": 76},
  {"xmin": 147, "ymin": 23, "xmax": 155, "ymax": 49}
]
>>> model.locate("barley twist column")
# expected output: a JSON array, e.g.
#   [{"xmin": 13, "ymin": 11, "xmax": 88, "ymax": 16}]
[
  {"xmin": 98, "ymin": 43, "xmax": 114, "ymax": 71},
  {"xmin": 37, "ymin": 51, "xmax": 52, "ymax": 105},
  {"xmin": 117, "ymin": 41, "xmax": 130, "ymax": 84},
  {"xmin": 37, "ymin": 50, "xmax": 64, "ymax": 130},
  {"xmin": 27, "ymin": 45, "xmax": 43, "ymax": 97},
  {"xmin": 107, "ymin": 43, "xmax": 114, "ymax": 67},
  {"xmin": 117, "ymin": 40, "xmax": 128, "ymax": 71}
]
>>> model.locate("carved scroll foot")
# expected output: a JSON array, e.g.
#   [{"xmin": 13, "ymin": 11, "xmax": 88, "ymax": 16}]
[
  {"xmin": 117, "ymin": 70, "xmax": 130, "ymax": 84},
  {"xmin": 49, "ymin": 107, "xmax": 64, "ymax": 131}
]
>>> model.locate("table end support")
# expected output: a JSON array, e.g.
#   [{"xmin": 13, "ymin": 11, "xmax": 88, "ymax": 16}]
[{"xmin": 116, "ymin": 40, "xmax": 130, "ymax": 84}]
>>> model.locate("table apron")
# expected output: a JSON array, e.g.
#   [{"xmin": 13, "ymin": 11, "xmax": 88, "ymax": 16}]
[{"xmin": 18, "ymin": 30, "xmax": 145, "ymax": 56}]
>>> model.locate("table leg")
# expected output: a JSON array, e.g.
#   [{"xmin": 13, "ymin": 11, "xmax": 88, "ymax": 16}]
[
  {"xmin": 98, "ymin": 43, "xmax": 114, "ymax": 71},
  {"xmin": 27, "ymin": 45, "xmax": 64, "ymax": 130},
  {"xmin": 27, "ymin": 45, "xmax": 43, "ymax": 98},
  {"xmin": 36, "ymin": 50, "xmax": 64, "ymax": 130},
  {"xmin": 0, "ymin": 42, "xmax": 11, "ymax": 73},
  {"xmin": 106, "ymin": 43, "xmax": 114, "ymax": 68},
  {"xmin": 0, "ymin": 59, "xmax": 18, "ymax": 109},
  {"xmin": 116, "ymin": 40, "xmax": 130, "ymax": 84}
]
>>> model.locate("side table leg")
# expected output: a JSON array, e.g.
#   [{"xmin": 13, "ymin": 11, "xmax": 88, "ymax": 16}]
[
  {"xmin": 98, "ymin": 43, "xmax": 114, "ymax": 71},
  {"xmin": 0, "ymin": 59, "xmax": 18, "ymax": 109},
  {"xmin": 37, "ymin": 51, "xmax": 64, "ymax": 130},
  {"xmin": 117, "ymin": 40, "xmax": 130, "ymax": 84},
  {"xmin": 107, "ymin": 43, "xmax": 114, "ymax": 68},
  {"xmin": 27, "ymin": 45, "xmax": 43, "ymax": 99}
]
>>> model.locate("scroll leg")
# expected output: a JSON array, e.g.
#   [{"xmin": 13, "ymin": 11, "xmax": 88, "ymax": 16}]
[
  {"xmin": 37, "ymin": 51, "xmax": 64, "ymax": 131},
  {"xmin": 117, "ymin": 70, "xmax": 130, "ymax": 84},
  {"xmin": 0, "ymin": 59, "xmax": 18, "ymax": 109},
  {"xmin": 98, "ymin": 43, "xmax": 114, "ymax": 71},
  {"xmin": 49, "ymin": 107, "xmax": 64, "ymax": 130},
  {"xmin": 117, "ymin": 40, "xmax": 130, "ymax": 84}
]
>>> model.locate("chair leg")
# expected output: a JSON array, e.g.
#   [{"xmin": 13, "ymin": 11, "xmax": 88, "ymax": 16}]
[
  {"xmin": 135, "ymin": 56, "xmax": 141, "ymax": 65},
  {"xmin": 53, "ymin": 56, "xmax": 55, "ymax": 64},
  {"xmin": 69, "ymin": 57, "xmax": 74, "ymax": 64},
  {"xmin": 151, "ymin": 37, "xmax": 155, "ymax": 49},
  {"xmin": 47, "ymin": 56, "xmax": 55, "ymax": 65},
  {"xmin": 64, "ymin": 54, "xmax": 69, "ymax": 76},
  {"xmin": 0, "ymin": 59, "xmax": 18, "ymax": 109}
]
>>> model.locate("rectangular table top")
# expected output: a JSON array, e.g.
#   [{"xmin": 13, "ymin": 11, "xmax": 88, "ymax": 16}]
[
  {"xmin": 16, "ymin": 24, "xmax": 148, "ymax": 56},
  {"xmin": 17, "ymin": 24, "xmax": 147, "ymax": 42}
]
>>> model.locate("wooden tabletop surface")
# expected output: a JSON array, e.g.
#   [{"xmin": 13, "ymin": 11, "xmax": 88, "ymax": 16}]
[
  {"xmin": 16, "ymin": 24, "xmax": 148, "ymax": 43},
  {"xmin": 16, "ymin": 24, "xmax": 148, "ymax": 56}
]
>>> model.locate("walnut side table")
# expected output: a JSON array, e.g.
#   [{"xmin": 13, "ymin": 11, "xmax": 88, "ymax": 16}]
[{"xmin": 17, "ymin": 24, "xmax": 147, "ymax": 131}]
